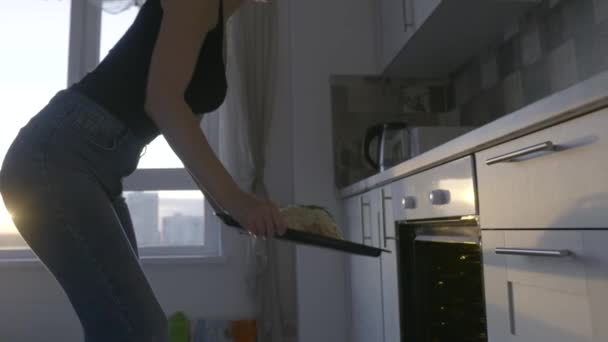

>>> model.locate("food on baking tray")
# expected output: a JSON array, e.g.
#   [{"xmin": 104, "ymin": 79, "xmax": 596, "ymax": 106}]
[{"xmin": 280, "ymin": 205, "xmax": 343, "ymax": 239}]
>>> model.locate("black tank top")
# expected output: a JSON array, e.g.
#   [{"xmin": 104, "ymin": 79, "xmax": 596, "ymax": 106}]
[{"xmin": 71, "ymin": 0, "xmax": 227, "ymax": 143}]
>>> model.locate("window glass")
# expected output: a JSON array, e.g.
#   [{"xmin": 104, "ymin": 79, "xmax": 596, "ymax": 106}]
[{"xmin": 0, "ymin": 0, "xmax": 72, "ymax": 249}]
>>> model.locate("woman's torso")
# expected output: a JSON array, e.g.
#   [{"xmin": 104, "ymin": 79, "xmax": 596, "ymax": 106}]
[{"xmin": 70, "ymin": 0, "xmax": 228, "ymax": 144}]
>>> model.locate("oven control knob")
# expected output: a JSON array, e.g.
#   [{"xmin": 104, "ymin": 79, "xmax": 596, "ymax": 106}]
[
  {"xmin": 402, "ymin": 196, "xmax": 416, "ymax": 209},
  {"xmin": 429, "ymin": 190, "xmax": 450, "ymax": 205}
]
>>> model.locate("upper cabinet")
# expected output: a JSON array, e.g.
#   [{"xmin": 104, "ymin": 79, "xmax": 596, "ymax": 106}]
[
  {"xmin": 376, "ymin": 0, "xmax": 416, "ymax": 71},
  {"xmin": 375, "ymin": 0, "xmax": 539, "ymax": 77}
]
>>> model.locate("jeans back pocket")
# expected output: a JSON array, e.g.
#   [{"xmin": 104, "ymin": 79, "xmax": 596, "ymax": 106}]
[{"xmin": 68, "ymin": 109, "xmax": 129, "ymax": 151}]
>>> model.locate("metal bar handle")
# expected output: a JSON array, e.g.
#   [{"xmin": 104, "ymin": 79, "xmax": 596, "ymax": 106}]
[
  {"xmin": 416, "ymin": 235, "xmax": 479, "ymax": 245},
  {"xmin": 495, "ymin": 247, "xmax": 572, "ymax": 257},
  {"xmin": 381, "ymin": 191, "xmax": 397, "ymax": 248},
  {"xmin": 486, "ymin": 141, "xmax": 556, "ymax": 165},
  {"xmin": 361, "ymin": 201, "xmax": 371, "ymax": 241},
  {"xmin": 402, "ymin": 0, "xmax": 414, "ymax": 31}
]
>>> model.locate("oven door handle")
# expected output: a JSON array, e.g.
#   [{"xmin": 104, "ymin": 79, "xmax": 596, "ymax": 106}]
[
  {"xmin": 415, "ymin": 235, "xmax": 479, "ymax": 245},
  {"xmin": 495, "ymin": 247, "xmax": 572, "ymax": 257}
]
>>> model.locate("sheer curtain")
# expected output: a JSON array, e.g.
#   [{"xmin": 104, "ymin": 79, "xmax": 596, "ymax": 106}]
[{"xmin": 220, "ymin": 1, "xmax": 294, "ymax": 341}]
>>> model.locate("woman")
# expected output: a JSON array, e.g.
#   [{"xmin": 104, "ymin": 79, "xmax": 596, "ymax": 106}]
[{"xmin": 0, "ymin": 0, "xmax": 286, "ymax": 341}]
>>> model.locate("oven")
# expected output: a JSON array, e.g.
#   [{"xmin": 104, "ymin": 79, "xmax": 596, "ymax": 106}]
[
  {"xmin": 391, "ymin": 156, "xmax": 487, "ymax": 341},
  {"xmin": 397, "ymin": 216, "xmax": 486, "ymax": 341}
]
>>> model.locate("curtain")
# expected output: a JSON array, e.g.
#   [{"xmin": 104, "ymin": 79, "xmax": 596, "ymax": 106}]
[{"xmin": 220, "ymin": 1, "xmax": 294, "ymax": 341}]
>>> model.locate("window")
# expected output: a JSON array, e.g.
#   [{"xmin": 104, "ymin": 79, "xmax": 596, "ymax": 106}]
[
  {"xmin": 0, "ymin": 1, "xmax": 221, "ymax": 260},
  {"xmin": 123, "ymin": 190, "xmax": 220, "ymax": 257},
  {"xmin": 0, "ymin": 0, "xmax": 72, "ymax": 253},
  {"xmin": 99, "ymin": 7, "xmax": 221, "ymax": 257}
]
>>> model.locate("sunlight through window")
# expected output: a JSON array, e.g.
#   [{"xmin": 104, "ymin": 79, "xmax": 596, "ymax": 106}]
[{"xmin": 0, "ymin": 0, "xmax": 72, "ymax": 249}]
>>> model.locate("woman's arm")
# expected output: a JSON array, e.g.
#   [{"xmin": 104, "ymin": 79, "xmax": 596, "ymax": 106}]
[{"xmin": 144, "ymin": 0, "xmax": 285, "ymax": 237}]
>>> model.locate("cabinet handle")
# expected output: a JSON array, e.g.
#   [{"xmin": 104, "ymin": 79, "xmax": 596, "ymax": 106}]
[
  {"xmin": 381, "ymin": 195, "xmax": 397, "ymax": 248},
  {"xmin": 495, "ymin": 248, "xmax": 571, "ymax": 257},
  {"xmin": 361, "ymin": 201, "xmax": 371, "ymax": 242},
  {"xmin": 507, "ymin": 281, "xmax": 516, "ymax": 335},
  {"xmin": 402, "ymin": 0, "xmax": 414, "ymax": 31},
  {"xmin": 485, "ymin": 141, "xmax": 556, "ymax": 165},
  {"xmin": 377, "ymin": 212, "xmax": 382, "ymax": 247}
]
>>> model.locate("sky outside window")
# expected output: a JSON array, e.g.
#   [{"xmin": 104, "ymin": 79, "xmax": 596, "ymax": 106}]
[{"xmin": 0, "ymin": 0, "xmax": 71, "ymax": 241}]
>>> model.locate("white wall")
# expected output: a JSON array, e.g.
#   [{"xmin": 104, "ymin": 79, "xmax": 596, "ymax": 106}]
[
  {"xmin": 0, "ymin": 229, "xmax": 260, "ymax": 341},
  {"xmin": 286, "ymin": 0, "xmax": 377, "ymax": 341}
]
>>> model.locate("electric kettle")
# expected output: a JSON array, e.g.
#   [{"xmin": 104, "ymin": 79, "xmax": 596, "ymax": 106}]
[{"xmin": 363, "ymin": 122, "xmax": 411, "ymax": 172}]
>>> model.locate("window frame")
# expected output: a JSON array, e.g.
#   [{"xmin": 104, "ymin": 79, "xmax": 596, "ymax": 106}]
[{"xmin": 0, "ymin": 0, "xmax": 222, "ymax": 261}]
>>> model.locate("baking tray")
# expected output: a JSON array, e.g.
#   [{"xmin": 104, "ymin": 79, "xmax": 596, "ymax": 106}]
[{"xmin": 215, "ymin": 212, "xmax": 389, "ymax": 257}]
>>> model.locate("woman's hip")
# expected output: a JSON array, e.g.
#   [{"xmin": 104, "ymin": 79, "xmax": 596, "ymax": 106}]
[{"xmin": 1, "ymin": 89, "xmax": 145, "ymax": 198}]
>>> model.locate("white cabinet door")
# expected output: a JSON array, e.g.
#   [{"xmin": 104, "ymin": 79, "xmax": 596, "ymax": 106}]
[
  {"xmin": 476, "ymin": 109, "xmax": 608, "ymax": 229},
  {"xmin": 482, "ymin": 230, "xmax": 608, "ymax": 342},
  {"xmin": 347, "ymin": 193, "xmax": 384, "ymax": 342},
  {"xmin": 378, "ymin": 186, "xmax": 402, "ymax": 342},
  {"xmin": 377, "ymin": 0, "xmax": 415, "ymax": 71},
  {"xmin": 344, "ymin": 195, "xmax": 363, "ymax": 244}
]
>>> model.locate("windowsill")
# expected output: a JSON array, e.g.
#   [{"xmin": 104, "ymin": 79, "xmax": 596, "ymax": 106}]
[
  {"xmin": 140, "ymin": 255, "xmax": 227, "ymax": 265},
  {"xmin": 0, "ymin": 255, "xmax": 228, "ymax": 269}
]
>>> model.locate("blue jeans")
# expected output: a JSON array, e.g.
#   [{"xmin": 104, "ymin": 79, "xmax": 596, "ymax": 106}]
[{"xmin": 0, "ymin": 89, "xmax": 168, "ymax": 342}]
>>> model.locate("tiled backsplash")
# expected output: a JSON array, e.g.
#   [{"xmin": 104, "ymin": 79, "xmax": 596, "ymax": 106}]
[
  {"xmin": 332, "ymin": 0, "xmax": 608, "ymax": 189},
  {"xmin": 456, "ymin": 0, "xmax": 608, "ymax": 125}
]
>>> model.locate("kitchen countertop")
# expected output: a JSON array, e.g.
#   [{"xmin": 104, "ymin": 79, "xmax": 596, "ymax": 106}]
[{"xmin": 338, "ymin": 69, "xmax": 608, "ymax": 199}]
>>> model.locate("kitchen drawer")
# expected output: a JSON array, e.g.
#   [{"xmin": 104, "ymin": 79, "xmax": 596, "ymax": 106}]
[
  {"xmin": 392, "ymin": 155, "xmax": 476, "ymax": 221},
  {"xmin": 482, "ymin": 230, "xmax": 608, "ymax": 342},
  {"xmin": 476, "ymin": 109, "xmax": 608, "ymax": 229}
]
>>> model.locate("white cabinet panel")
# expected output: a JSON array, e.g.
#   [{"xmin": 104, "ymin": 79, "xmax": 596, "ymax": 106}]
[
  {"xmin": 345, "ymin": 187, "xmax": 401, "ymax": 342},
  {"xmin": 378, "ymin": 187, "xmax": 401, "ymax": 342},
  {"xmin": 482, "ymin": 230, "xmax": 608, "ymax": 342},
  {"xmin": 344, "ymin": 196, "xmax": 362, "ymax": 243},
  {"xmin": 345, "ymin": 193, "xmax": 384, "ymax": 342},
  {"xmin": 350, "ymin": 252, "xmax": 383, "ymax": 342},
  {"xmin": 476, "ymin": 109, "xmax": 608, "ymax": 229}
]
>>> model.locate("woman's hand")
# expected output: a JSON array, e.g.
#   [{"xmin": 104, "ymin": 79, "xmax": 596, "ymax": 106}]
[{"xmin": 230, "ymin": 192, "xmax": 287, "ymax": 238}]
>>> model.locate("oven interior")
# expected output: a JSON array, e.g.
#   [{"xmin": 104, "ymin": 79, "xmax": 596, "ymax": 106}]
[{"xmin": 397, "ymin": 218, "xmax": 488, "ymax": 342}]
